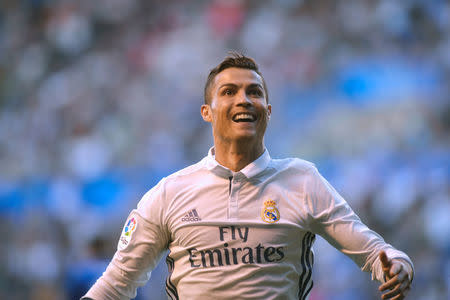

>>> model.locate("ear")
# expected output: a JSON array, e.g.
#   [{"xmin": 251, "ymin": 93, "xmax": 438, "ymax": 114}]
[
  {"xmin": 267, "ymin": 104, "xmax": 272, "ymax": 120},
  {"xmin": 201, "ymin": 104, "xmax": 212, "ymax": 122}
]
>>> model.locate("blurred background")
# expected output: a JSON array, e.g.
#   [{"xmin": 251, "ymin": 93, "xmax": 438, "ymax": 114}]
[{"xmin": 0, "ymin": 0, "xmax": 449, "ymax": 299}]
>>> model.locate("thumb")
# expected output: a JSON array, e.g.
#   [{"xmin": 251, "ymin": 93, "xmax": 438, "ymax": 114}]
[{"xmin": 379, "ymin": 251, "xmax": 391, "ymax": 274}]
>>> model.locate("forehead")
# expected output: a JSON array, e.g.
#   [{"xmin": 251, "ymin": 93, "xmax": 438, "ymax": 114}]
[{"xmin": 213, "ymin": 67, "xmax": 264, "ymax": 89}]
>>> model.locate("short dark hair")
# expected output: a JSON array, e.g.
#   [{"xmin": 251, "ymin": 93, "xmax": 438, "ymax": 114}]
[{"xmin": 203, "ymin": 52, "xmax": 269, "ymax": 104}]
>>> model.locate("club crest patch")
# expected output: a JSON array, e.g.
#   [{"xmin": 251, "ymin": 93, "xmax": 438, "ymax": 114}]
[
  {"xmin": 261, "ymin": 199, "xmax": 280, "ymax": 223},
  {"xmin": 118, "ymin": 217, "xmax": 137, "ymax": 250}
]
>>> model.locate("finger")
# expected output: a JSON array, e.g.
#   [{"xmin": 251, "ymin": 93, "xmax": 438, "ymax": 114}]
[
  {"xmin": 381, "ymin": 268, "xmax": 409, "ymax": 291},
  {"xmin": 381, "ymin": 283, "xmax": 402, "ymax": 299},
  {"xmin": 389, "ymin": 263, "xmax": 403, "ymax": 278},
  {"xmin": 379, "ymin": 271, "xmax": 406, "ymax": 292},
  {"xmin": 391, "ymin": 294, "xmax": 405, "ymax": 300},
  {"xmin": 395, "ymin": 269, "xmax": 408, "ymax": 283},
  {"xmin": 379, "ymin": 275, "xmax": 398, "ymax": 291},
  {"xmin": 379, "ymin": 251, "xmax": 393, "ymax": 278},
  {"xmin": 380, "ymin": 279, "xmax": 410, "ymax": 299},
  {"xmin": 381, "ymin": 284, "xmax": 408, "ymax": 300},
  {"xmin": 379, "ymin": 251, "xmax": 391, "ymax": 269},
  {"xmin": 379, "ymin": 272, "xmax": 408, "ymax": 292}
]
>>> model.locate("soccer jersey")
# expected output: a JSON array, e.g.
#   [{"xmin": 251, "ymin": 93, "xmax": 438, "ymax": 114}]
[{"xmin": 83, "ymin": 148, "xmax": 413, "ymax": 300}]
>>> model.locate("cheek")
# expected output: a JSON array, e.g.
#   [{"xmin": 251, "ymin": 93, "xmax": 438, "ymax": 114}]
[
  {"xmin": 259, "ymin": 114, "xmax": 269, "ymax": 128},
  {"xmin": 212, "ymin": 110, "xmax": 227, "ymax": 128},
  {"xmin": 259, "ymin": 107, "xmax": 270, "ymax": 122},
  {"xmin": 214, "ymin": 106, "xmax": 229, "ymax": 121}
]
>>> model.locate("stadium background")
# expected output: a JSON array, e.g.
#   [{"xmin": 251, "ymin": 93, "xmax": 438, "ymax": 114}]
[{"xmin": 0, "ymin": 0, "xmax": 448, "ymax": 299}]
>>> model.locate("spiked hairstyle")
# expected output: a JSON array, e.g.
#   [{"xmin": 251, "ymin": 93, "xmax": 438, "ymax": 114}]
[{"xmin": 203, "ymin": 52, "xmax": 269, "ymax": 105}]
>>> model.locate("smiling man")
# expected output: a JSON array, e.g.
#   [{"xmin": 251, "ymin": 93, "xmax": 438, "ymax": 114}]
[
  {"xmin": 82, "ymin": 53, "xmax": 413, "ymax": 300},
  {"xmin": 201, "ymin": 63, "xmax": 271, "ymax": 172}
]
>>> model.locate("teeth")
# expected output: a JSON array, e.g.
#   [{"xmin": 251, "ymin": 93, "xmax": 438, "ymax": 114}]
[{"xmin": 234, "ymin": 113, "xmax": 255, "ymax": 121}]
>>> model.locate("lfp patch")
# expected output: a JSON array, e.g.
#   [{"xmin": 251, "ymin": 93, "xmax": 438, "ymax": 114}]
[
  {"xmin": 118, "ymin": 217, "xmax": 137, "ymax": 250},
  {"xmin": 261, "ymin": 199, "xmax": 280, "ymax": 223}
]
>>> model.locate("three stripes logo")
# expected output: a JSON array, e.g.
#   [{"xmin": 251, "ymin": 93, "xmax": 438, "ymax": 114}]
[{"xmin": 181, "ymin": 209, "xmax": 201, "ymax": 222}]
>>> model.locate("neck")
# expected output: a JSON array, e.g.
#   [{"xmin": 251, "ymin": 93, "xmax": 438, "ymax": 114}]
[{"xmin": 213, "ymin": 139, "xmax": 264, "ymax": 172}]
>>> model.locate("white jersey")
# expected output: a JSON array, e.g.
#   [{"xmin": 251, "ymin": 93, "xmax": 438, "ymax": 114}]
[{"xmin": 83, "ymin": 148, "xmax": 413, "ymax": 300}]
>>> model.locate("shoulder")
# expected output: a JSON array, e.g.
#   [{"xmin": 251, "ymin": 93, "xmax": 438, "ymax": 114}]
[
  {"xmin": 167, "ymin": 157, "xmax": 208, "ymax": 179},
  {"xmin": 139, "ymin": 158, "xmax": 208, "ymax": 203},
  {"xmin": 161, "ymin": 157, "xmax": 210, "ymax": 190},
  {"xmin": 260, "ymin": 157, "xmax": 320, "ymax": 188},
  {"xmin": 270, "ymin": 157, "xmax": 317, "ymax": 175}
]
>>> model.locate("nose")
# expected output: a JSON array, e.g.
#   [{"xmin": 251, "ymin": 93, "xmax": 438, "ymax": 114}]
[{"xmin": 236, "ymin": 90, "xmax": 252, "ymax": 106}]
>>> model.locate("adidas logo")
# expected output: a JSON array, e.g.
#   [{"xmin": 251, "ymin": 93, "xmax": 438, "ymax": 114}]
[{"xmin": 181, "ymin": 209, "xmax": 201, "ymax": 222}]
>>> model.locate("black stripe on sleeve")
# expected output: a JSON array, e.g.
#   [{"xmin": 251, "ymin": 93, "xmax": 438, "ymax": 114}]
[
  {"xmin": 298, "ymin": 232, "xmax": 315, "ymax": 300},
  {"xmin": 165, "ymin": 254, "xmax": 179, "ymax": 300},
  {"xmin": 300, "ymin": 233, "xmax": 315, "ymax": 296},
  {"xmin": 302, "ymin": 280, "xmax": 314, "ymax": 300},
  {"xmin": 298, "ymin": 232, "xmax": 310, "ymax": 298}
]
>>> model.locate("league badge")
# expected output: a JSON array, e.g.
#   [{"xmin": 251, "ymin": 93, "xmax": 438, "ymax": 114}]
[
  {"xmin": 261, "ymin": 199, "xmax": 280, "ymax": 223},
  {"xmin": 118, "ymin": 217, "xmax": 137, "ymax": 250}
]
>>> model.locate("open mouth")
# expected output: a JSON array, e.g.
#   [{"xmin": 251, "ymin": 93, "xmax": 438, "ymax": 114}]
[{"xmin": 232, "ymin": 112, "xmax": 257, "ymax": 123}]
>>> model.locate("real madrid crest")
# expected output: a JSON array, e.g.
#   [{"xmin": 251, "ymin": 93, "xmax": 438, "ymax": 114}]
[{"xmin": 261, "ymin": 199, "xmax": 280, "ymax": 223}]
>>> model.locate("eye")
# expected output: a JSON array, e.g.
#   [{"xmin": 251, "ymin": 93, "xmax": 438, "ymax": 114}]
[
  {"xmin": 222, "ymin": 88, "xmax": 235, "ymax": 96},
  {"xmin": 248, "ymin": 88, "xmax": 263, "ymax": 97}
]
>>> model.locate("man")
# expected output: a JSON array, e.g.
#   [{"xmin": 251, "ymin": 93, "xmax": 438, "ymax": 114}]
[{"xmin": 82, "ymin": 53, "xmax": 413, "ymax": 300}]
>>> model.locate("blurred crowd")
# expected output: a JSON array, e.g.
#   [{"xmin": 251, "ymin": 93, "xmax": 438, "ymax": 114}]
[{"xmin": 0, "ymin": 0, "xmax": 449, "ymax": 299}]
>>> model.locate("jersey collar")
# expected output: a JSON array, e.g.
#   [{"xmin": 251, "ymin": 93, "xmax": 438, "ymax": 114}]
[{"xmin": 205, "ymin": 147, "xmax": 271, "ymax": 179}]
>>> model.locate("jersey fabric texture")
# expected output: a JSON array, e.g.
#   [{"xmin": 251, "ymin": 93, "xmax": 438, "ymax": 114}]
[{"xmin": 82, "ymin": 148, "xmax": 414, "ymax": 300}]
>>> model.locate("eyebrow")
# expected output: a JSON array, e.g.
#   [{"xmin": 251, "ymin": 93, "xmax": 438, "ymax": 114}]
[{"xmin": 218, "ymin": 83, "xmax": 264, "ymax": 90}]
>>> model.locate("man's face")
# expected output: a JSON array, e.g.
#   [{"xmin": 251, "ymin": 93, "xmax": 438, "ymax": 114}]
[{"xmin": 201, "ymin": 67, "xmax": 271, "ymax": 144}]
